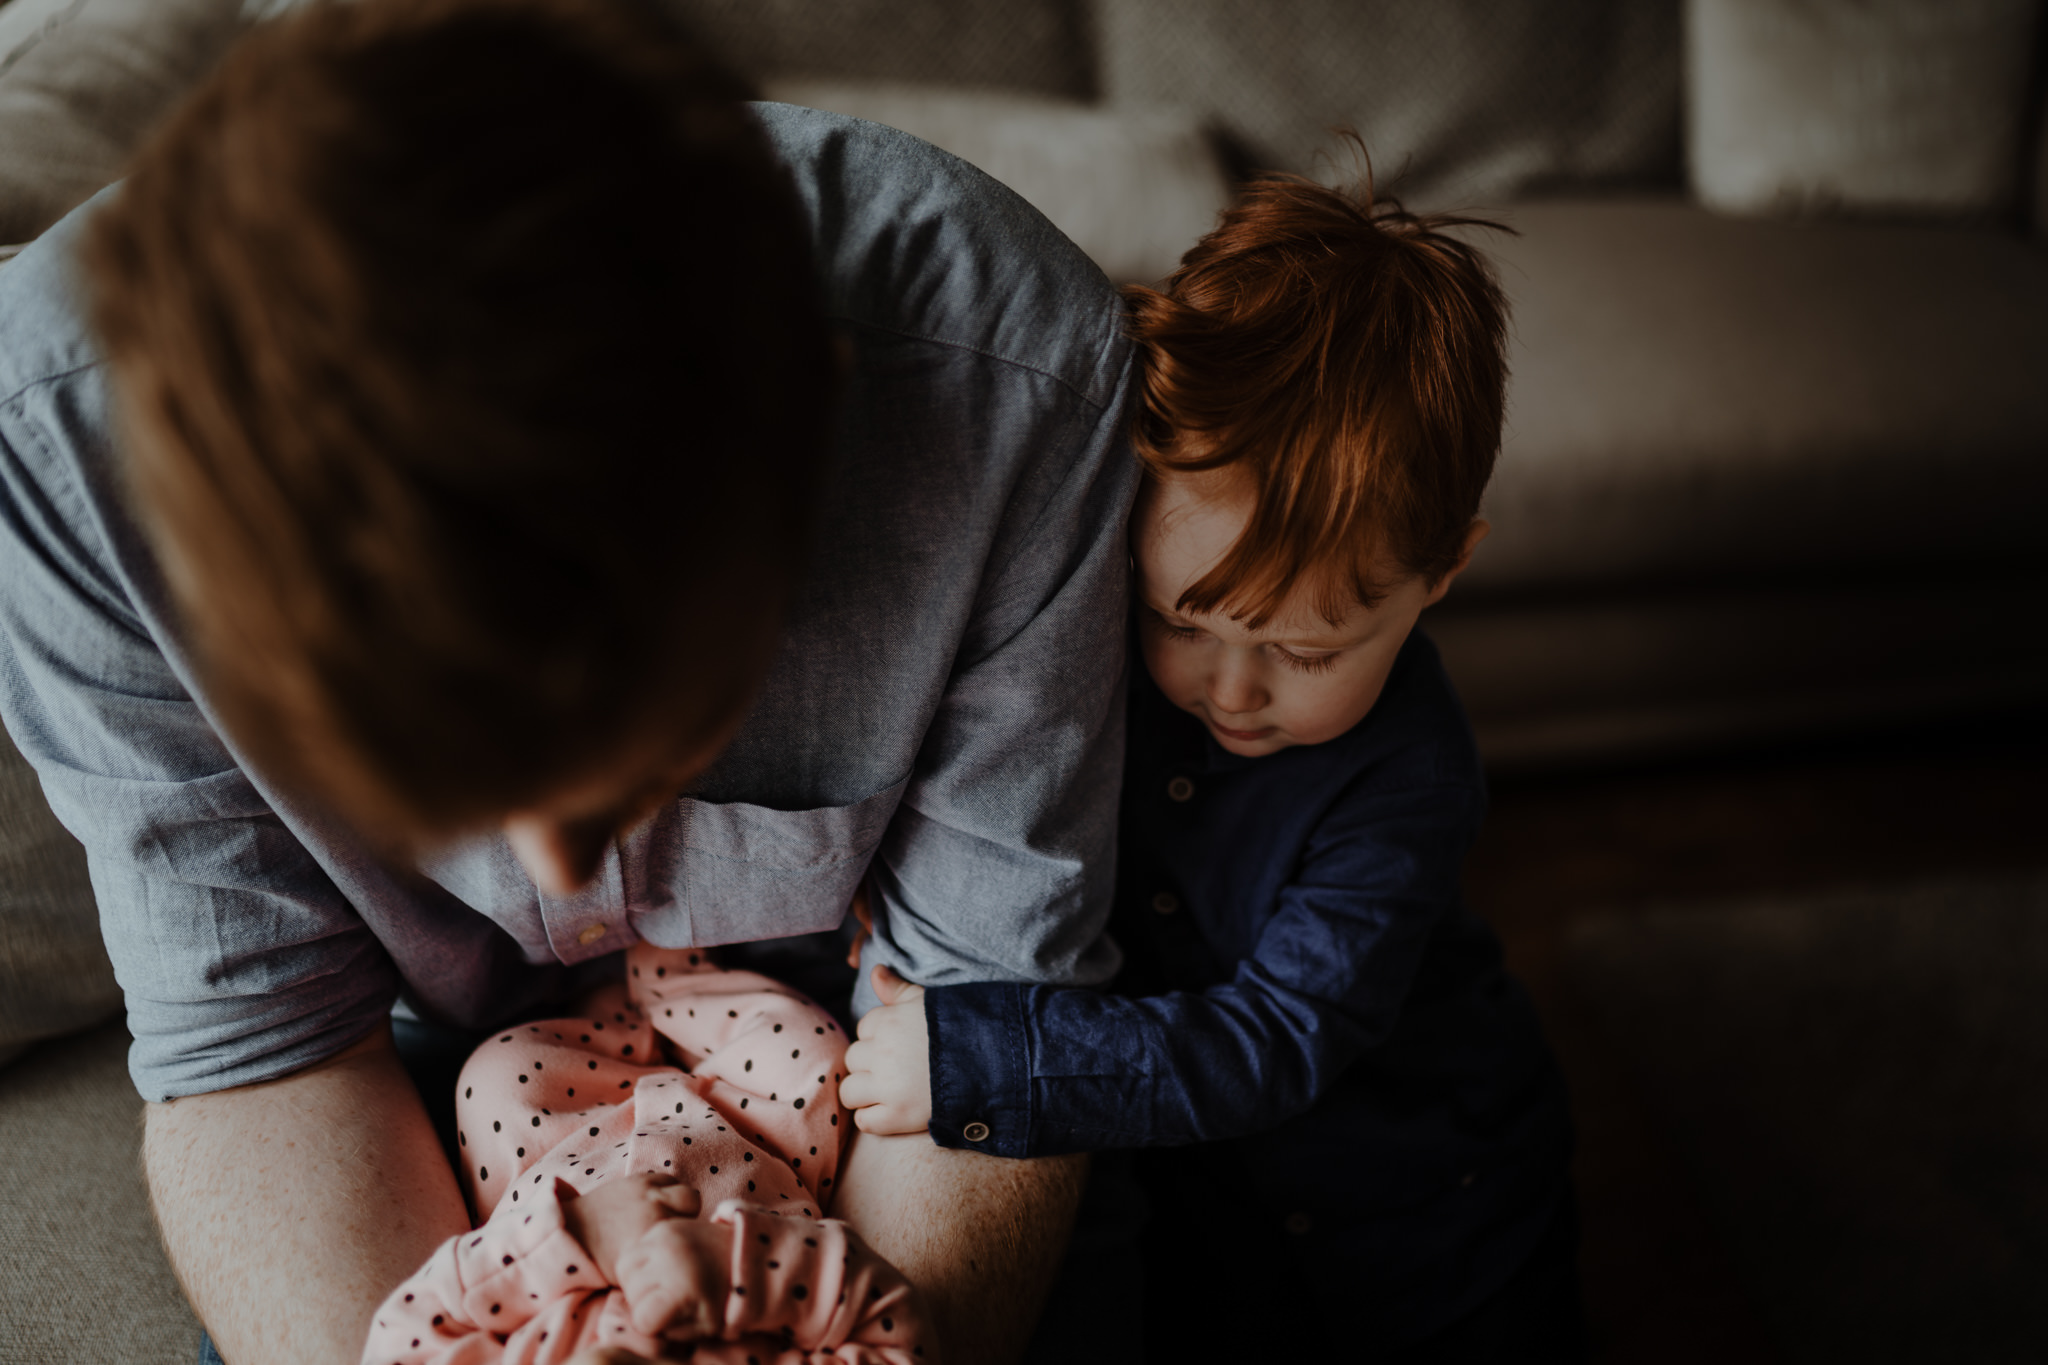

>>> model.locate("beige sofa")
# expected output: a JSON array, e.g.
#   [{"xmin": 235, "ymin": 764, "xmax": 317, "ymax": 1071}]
[{"xmin": 4, "ymin": 0, "xmax": 2046, "ymax": 1359}]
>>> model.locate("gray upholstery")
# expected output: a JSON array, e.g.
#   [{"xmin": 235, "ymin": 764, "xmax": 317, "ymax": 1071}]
[
  {"xmin": 0, "ymin": 714, "xmax": 119, "ymax": 1069},
  {"xmin": 1687, "ymin": 0, "xmax": 2042, "ymax": 219},
  {"xmin": 0, "ymin": 0, "xmax": 245, "ymax": 244},
  {"xmin": 676, "ymin": 0, "xmax": 1095, "ymax": 98},
  {"xmin": 1468, "ymin": 199, "xmax": 2048, "ymax": 591},
  {"xmin": 0, "ymin": 1021, "xmax": 201, "ymax": 1362},
  {"xmin": 1093, "ymin": 0, "xmax": 1683, "ymax": 204}
]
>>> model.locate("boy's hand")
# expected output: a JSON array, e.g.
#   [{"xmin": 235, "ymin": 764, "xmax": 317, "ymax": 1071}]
[
  {"xmin": 560, "ymin": 1172, "xmax": 700, "ymax": 1285},
  {"xmin": 838, "ymin": 965, "xmax": 932, "ymax": 1134}
]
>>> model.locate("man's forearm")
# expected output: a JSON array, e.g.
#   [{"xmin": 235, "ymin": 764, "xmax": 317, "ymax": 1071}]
[
  {"xmin": 144, "ymin": 1024, "xmax": 470, "ymax": 1365},
  {"xmin": 832, "ymin": 1131, "xmax": 1087, "ymax": 1365}
]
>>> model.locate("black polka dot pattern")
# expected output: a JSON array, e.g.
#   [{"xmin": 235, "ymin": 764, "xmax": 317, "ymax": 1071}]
[
  {"xmin": 358, "ymin": 943, "xmax": 882, "ymax": 1364},
  {"xmin": 448, "ymin": 944, "xmax": 851, "ymax": 1226}
]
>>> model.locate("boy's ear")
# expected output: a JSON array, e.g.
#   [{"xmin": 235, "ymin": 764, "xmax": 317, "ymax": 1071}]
[{"xmin": 1421, "ymin": 519, "xmax": 1490, "ymax": 609}]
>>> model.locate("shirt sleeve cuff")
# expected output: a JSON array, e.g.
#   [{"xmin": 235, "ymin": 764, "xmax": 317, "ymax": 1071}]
[{"xmin": 923, "ymin": 981, "xmax": 1032, "ymax": 1157}]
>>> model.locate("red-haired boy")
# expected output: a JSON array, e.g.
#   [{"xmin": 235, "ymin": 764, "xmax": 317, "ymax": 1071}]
[{"xmin": 843, "ymin": 177, "xmax": 1584, "ymax": 1358}]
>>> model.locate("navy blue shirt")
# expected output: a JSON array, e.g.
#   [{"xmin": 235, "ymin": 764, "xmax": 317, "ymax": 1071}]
[{"xmin": 922, "ymin": 629, "xmax": 1572, "ymax": 1341}]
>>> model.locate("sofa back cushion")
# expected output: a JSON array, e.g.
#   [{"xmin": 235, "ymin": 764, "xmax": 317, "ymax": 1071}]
[
  {"xmin": 1688, "ymin": 0, "xmax": 2043, "ymax": 221},
  {"xmin": 0, "ymin": 0, "xmax": 246, "ymax": 246},
  {"xmin": 677, "ymin": 0, "xmax": 1096, "ymax": 98},
  {"xmin": 1092, "ymin": 0, "xmax": 1683, "ymax": 207},
  {"xmin": 0, "ymin": 715, "xmax": 119, "ymax": 1069}
]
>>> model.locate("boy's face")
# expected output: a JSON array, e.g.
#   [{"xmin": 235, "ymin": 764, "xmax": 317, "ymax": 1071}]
[{"xmin": 1133, "ymin": 474, "xmax": 1485, "ymax": 759}]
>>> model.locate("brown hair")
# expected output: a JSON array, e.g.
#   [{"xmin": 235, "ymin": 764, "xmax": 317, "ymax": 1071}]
[
  {"xmin": 1123, "ymin": 164, "xmax": 1510, "ymax": 627},
  {"xmin": 87, "ymin": 0, "xmax": 835, "ymax": 839}
]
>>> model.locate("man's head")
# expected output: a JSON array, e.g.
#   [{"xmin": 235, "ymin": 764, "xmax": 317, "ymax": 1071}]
[
  {"xmin": 87, "ymin": 0, "xmax": 835, "ymax": 875},
  {"xmin": 1122, "ymin": 168, "xmax": 1509, "ymax": 755}
]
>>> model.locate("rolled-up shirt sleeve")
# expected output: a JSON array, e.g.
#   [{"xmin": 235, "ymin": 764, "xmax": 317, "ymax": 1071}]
[{"xmin": 0, "ymin": 229, "xmax": 398, "ymax": 1102}]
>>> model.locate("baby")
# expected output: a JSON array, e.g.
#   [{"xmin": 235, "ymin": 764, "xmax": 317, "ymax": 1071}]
[
  {"xmin": 841, "ymin": 167, "xmax": 1583, "ymax": 1356},
  {"xmin": 363, "ymin": 944, "xmax": 935, "ymax": 1364}
]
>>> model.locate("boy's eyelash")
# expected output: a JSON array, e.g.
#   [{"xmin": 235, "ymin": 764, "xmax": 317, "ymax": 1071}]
[
  {"xmin": 1273, "ymin": 648, "xmax": 1339, "ymax": 674},
  {"xmin": 1146, "ymin": 609, "xmax": 1205, "ymax": 640},
  {"xmin": 1150, "ymin": 609, "xmax": 1340, "ymax": 672}
]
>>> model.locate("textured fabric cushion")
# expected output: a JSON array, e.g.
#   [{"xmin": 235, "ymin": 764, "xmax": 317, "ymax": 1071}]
[
  {"xmin": 0, "ymin": 0, "xmax": 245, "ymax": 244},
  {"xmin": 1463, "ymin": 199, "xmax": 2048, "ymax": 593},
  {"xmin": 763, "ymin": 81, "xmax": 1231, "ymax": 284},
  {"xmin": 0, "ymin": 715, "xmax": 119, "ymax": 1068},
  {"xmin": 678, "ymin": 0, "xmax": 1094, "ymax": 98},
  {"xmin": 0, "ymin": 1021, "xmax": 202, "ymax": 1360},
  {"xmin": 1094, "ymin": 0, "xmax": 1681, "ymax": 206},
  {"xmin": 1688, "ymin": 0, "xmax": 2042, "ymax": 220}
]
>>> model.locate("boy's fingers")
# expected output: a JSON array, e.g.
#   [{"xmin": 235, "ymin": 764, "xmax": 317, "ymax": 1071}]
[
  {"xmin": 871, "ymin": 963, "xmax": 912, "ymax": 1004},
  {"xmin": 838, "ymin": 1069, "xmax": 877, "ymax": 1110},
  {"xmin": 852, "ymin": 1103, "xmax": 921, "ymax": 1136}
]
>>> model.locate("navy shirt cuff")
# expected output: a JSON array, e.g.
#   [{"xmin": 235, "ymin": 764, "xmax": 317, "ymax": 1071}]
[{"xmin": 923, "ymin": 981, "xmax": 1032, "ymax": 1158}]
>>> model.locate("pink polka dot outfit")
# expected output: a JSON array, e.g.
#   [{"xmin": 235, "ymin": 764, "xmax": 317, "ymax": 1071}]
[{"xmin": 363, "ymin": 945, "xmax": 934, "ymax": 1364}]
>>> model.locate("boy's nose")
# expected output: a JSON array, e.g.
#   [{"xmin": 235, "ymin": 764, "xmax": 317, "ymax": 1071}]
[{"xmin": 1206, "ymin": 653, "xmax": 1268, "ymax": 717}]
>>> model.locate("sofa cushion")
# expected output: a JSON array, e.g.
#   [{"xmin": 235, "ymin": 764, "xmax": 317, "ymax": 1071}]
[
  {"xmin": 762, "ymin": 80, "xmax": 1231, "ymax": 284},
  {"xmin": 0, "ymin": 1020, "xmax": 202, "ymax": 1361},
  {"xmin": 676, "ymin": 0, "xmax": 1094, "ymax": 99},
  {"xmin": 0, "ymin": 0, "xmax": 245, "ymax": 245},
  {"xmin": 1093, "ymin": 0, "xmax": 1682, "ymax": 206},
  {"xmin": 1463, "ymin": 199, "xmax": 2048, "ymax": 594},
  {"xmin": 1687, "ymin": 0, "xmax": 2042, "ymax": 221},
  {"xmin": 0, "ymin": 715, "xmax": 119, "ymax": 1068}
]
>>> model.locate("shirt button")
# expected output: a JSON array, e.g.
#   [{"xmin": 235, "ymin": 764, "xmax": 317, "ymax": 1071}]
[
  {"xmin": 577, "ymin": 923, "xmax": 609, "ymax": 946},
  {"xmin": 1151, "ymin": 891, "xmax": 1180, "ymax": 916},
  {"xmin": 1283, "ymin": 1211, "xmax": 1313, "ymax": 1236},
  {"xmin": 1166, "ymin": 776, "xmax": 1195, "ymax": 802},
  {"xmin": 962, "ymin": 1121, "xmax": 991, "ymax": 1142}
]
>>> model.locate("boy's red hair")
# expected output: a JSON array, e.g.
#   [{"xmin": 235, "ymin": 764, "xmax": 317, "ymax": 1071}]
[{"xmin": 1123, "ymin": 169, "xmax": 1510, "ymax": 627}]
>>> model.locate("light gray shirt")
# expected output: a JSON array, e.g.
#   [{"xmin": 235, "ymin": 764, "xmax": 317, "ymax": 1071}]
[{"xmin": 0, "ymin": 105, "xmax": 1137, "ymax": 1102}]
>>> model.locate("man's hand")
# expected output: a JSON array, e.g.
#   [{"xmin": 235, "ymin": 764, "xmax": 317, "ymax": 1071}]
[
  {"xmin": 615, "ymin": 1215, "xmax": 732, "ymax": 1341},
  {"xmin": 840, "ymin": 965, "xmax": 933, "ymax": 1134},
  {"xmin": 560, "ymin": 1173, "xmax": 700, "ymax": 1285},
  {"xmin": 563, "ymin": 1172, "xmax": 732, "ymax": 1342}
]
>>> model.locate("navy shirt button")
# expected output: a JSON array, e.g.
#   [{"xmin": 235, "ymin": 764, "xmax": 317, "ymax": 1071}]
[
  {"xmin": 1166, "ymin": 776, "xmax": 1195, "ymax": 802},
  {"xmin": 1151, "ymin": 891, "xmax": 1180, "ymax": 916},
  {"xmin": 1283, "ymin": 1211, "xmax": 1313, "ymax": 1236},
  {"xmin": 962, "ymin": 1121, "xmax": 991, "ymax": 1142}
]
